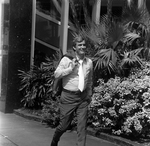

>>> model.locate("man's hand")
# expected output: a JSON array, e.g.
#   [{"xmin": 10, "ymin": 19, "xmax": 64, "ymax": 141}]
[{"xmin": 68, "ymin": 58, "xmax": 78, "ymax": 70}]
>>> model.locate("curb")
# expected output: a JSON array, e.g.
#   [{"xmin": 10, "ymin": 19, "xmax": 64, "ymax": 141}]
[
  {"xmin": 14, "ymin": 109, "xmax": 43, "ymax": 122},
  {"xmin": 14, "ymin": 109, "xmax": 142, "ymax": 146},
  {"xmin": 87, "ymin": 128, "xmax": 142, "ymax": 146}
]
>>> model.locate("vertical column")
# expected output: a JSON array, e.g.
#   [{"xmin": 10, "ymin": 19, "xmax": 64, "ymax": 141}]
[
  {"xmin": 0, "ymin": 0, "xmax": 3, "ymax": 111},
  {"xmin": 0, "ymin": 0, "xmax": 9, "ymax": 113},
  {"xmin": 30, "ymin": 0, "xmax": 36, "ymax": 66},
  {"xmin": 92, "ymin": 0, "xmax": 101, "ymax": 24},
  {"xmin": 4, "ymin": 0, "xmax": 32, "ymax": 113},
  {"xmin": 59, "ymin": 0, "xmax": 69, "ymax": 55}
]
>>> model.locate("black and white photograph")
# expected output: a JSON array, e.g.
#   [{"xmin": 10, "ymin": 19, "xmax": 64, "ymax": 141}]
[{"xmin": 1, "ymin": 0, "xmax": 150, "ymax": 146}]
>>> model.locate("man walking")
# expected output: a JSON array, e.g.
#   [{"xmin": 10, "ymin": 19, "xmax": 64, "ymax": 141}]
[{"xmin": 50, "ymin": 35, "xmax": 93, "ymax": 146}]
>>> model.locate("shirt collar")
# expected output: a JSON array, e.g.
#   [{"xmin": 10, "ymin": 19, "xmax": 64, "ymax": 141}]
[{"xmin": 76, "ymin": 56, "xmax": 87, "ymax": 62}]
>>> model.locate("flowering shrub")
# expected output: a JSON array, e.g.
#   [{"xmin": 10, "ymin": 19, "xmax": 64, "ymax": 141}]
[{"xmin": 89, "ymin": 62, "xmax": 150, "ymax": 138}]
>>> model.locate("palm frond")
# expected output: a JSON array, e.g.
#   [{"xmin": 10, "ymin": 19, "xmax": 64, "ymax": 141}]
[
  {"xmin": 94, "ymin": 48, "xmax": 119, "ymax": 74},
  {"xmin": 108, "ymin": 21, "xmax": 126, "ymax": 47},
  {"xmin": 123, "ymin": 33, "xmax": 140, "ymax": 44},
  {"xmin": 81, "ymin": 24, "xmax": 106, "ymax": 47},
  {"xmin": 123, "ymin": 4, "xmax": 147, "ymax": 24},
  {"xmin": 144, "ymin": 46, "xmax": 150, "ymax": 61},
  {"xmin": 123, "ymin": 2, "xmax": 150, "ymax": 30},
  {"xmin": 121, "ymin": 48, "xmax": 144, "ymax": 67},
  {"xmin": 126, "ymin": 21, "xmax": 149, "ymax": 38},
  {"xmin": 81, "ymin": 14, "xmax": 126, "ymax": 49}
]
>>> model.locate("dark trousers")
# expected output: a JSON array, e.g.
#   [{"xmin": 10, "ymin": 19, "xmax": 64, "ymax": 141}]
[{"xmin": 51, "ymin": 90, "xmax": 89, "ymax": 146}]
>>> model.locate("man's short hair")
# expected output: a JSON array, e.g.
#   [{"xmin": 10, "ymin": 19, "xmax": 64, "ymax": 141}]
[{"xmin": 72, "ymin": 35, "xmax": 85, "ymax": 48}]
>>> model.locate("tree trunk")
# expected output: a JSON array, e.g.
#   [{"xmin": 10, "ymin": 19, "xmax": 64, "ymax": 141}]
[{"xmin": 107, "ymin": 0, "xmax": 113, "ymax": 24}]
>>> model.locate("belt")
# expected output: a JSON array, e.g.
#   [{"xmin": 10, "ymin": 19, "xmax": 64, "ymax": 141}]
[{"xmin": 62, "ymin": 88, "xmax": 85, "ymax": 95}]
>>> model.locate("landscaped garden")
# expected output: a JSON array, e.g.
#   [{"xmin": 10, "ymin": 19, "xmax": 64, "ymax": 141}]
[{"xmin": 18, "ymin": 0, "xmax": 150, "ymax": 145}]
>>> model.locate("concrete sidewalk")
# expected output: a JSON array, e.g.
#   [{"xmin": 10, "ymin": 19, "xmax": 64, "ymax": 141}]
[{"xmin": 0, "ymin": 112, "xmax": 119, "ymax": 146}]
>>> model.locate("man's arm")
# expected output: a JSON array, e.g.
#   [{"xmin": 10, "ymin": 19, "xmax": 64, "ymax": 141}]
[
  {"xmin": 54, "ymin": 57, "xmax": 75, "ymax": 79},
  {"xmin": 86, "ymin": 59, "xmax": 93, "ymax": 98}
]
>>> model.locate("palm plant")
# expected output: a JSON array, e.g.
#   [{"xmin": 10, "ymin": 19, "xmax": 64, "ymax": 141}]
[
  {"xmin": 82, "ymin": 16, "xmax": 142, "ymax": 77},
  {"xmin": 122, "ymin": 1, "xmax": 150, "ymax": 60},
  {"xmin": 77, "ymin": 1, "xmax": 150, "ymax": 80},
  {"xmin": 18, "ymin": 51, "xmax": 61, "ymax": 109}
]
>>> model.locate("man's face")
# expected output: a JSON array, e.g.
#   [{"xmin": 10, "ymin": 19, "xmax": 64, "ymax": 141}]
[{"xmin": 75, "ymin": 40, "xmax": 86, "ymax": 57}]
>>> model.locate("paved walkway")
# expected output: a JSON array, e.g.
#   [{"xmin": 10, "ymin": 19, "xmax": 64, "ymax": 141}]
[{"xmin": 0, "ymin": 112, "xmax": 119, "ymax": 146}]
